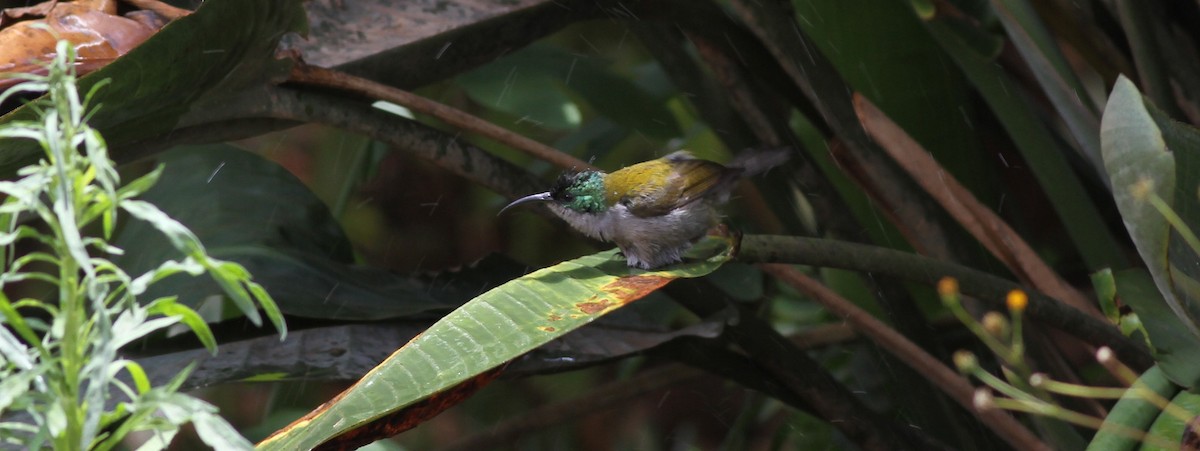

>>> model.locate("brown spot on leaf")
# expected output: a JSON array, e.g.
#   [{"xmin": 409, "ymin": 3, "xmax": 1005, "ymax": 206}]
[
  {"xmin": 547, "ymin": 313, "xmax": 562, "ymax": 321},
  {"xmin": 599, "ymin": 274, "xmax": 672, "ymax": 302},
  {"xmin": 576, "ymin": 298, "xmax": 615, "ymax": 315},
  {"xmin": 539, "ymin": 326, "xmax": 556, "ymax": 332}
]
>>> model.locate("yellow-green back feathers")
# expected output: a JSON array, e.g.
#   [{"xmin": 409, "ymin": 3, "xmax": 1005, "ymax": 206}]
[{"xmin": 603, "ymin": 151, "xmax": 739, "ymax": 217}]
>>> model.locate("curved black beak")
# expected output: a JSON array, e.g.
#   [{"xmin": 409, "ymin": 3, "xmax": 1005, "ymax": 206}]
[{"xmin": 498, "ymin": 192, "xmax": 553, "ymax": 216}]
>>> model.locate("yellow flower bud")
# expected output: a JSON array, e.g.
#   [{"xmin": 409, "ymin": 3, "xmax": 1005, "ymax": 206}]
[
  {"xmin": 938, "ymin": 277, "xmax": 960, "ymax": 306},
  {"xmin": 1006, "ymin": 289, "xmax": 1028, "ymax": 313}
]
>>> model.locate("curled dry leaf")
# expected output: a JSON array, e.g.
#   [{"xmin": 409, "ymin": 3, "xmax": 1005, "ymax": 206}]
[{"xmin": 0, "ymin": 0, "xmax": 188, "ymax": 89}]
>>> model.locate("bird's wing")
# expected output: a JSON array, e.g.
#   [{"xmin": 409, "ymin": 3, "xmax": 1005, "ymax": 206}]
[{"xmin": 625, "ymin": 157, "xmax": 735, "ymax": 217}]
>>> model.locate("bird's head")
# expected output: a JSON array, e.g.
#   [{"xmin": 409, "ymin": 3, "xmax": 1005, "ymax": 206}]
[{"xmin": 499, "ymin": 170, "xmax": 608, "ymax": 215}]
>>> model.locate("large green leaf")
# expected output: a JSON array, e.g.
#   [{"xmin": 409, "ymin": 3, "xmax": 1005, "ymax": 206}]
[
  {"xmin": 1151, "ymin": 104, "xmax": 1200, "ymax": 306},
  {"xmin": 456, "ymin": 44, "xmax": 680, "ymax": 138},
  {"xmin": 455, "ymin": 46, "xmax": 581, "ymax": 130},
  {"xmin": 1099, "ymin": 77, "xmax": 1200, "ymax": 388},
  {"xmin": 256, "ymin": 236, "xmax": 733, "ymax": 449},
  {"xmin": 113, "ymin": 146, "xmax": 452, "ymax": 320},
  {"xmin": 1102, "ymin": 76, "xmax": 1200, "ymax": 385},
  {"xmin": 0, "ymin": 0, "xmax": 306, "ymax": 175}
]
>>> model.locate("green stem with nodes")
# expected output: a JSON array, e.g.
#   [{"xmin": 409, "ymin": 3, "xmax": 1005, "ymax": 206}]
[
  {"xmin": 42, "ymin": 60, "xmax": 88, "ymax": 450},
  {"xmin": 56, "ymin": 253, "xmax": 83, "ymax": 450}
]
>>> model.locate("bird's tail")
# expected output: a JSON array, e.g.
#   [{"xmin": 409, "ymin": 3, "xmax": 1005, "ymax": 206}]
[{"xmin": 728, "ymin": 147, "xmax": 791, "ymax": 176}]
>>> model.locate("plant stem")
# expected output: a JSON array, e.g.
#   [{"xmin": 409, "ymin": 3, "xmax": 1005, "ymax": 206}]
[{"xmin": 57, "ymin": 244, "xmax": 83, "ymax": 449}]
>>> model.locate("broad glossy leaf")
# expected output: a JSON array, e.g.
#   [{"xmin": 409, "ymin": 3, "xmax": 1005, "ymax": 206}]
[
  {"xmin": 1150, "ymin": 104, "xmax": 1200, "ymax": 302},
  {"xmin": 455, "ymin": 46, "xmax": 581, "ymax": 130},
  {"xmin": 0, "ymin": 0, "xmax": 306, "ymax": 175},
  {"xmin": 456, "ymin": 44, "xmax": 680, "ymax": 139},
  {"xmin": 1102, "ymin": 77, "xmax": 1200, "ymax": 360},
  {"xmin": 112, "ymin": 146, "xmax": 451, "ymax": 320},
  {"xmin": 257, "ymin": 236, "xmax": 732, "ymax": 450}
]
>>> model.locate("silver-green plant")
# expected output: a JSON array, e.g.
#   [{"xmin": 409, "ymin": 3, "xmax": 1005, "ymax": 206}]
[{"xmin": 0, "ymin": 41, "xmax": 286, "ymax": 450}]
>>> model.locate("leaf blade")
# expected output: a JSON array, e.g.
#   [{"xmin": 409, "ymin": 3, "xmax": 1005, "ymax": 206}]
[{"xmin": 257, "ymin": 236, "xmax": 732, "ymax": 449}]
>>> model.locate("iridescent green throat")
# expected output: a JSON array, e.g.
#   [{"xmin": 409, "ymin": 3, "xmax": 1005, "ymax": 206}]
[{"xmin": 551, "ymin": 171, "xmax": 608, "ymax": 213}]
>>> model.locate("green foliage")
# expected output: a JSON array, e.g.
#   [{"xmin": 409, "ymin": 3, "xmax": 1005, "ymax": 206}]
[
  {"xmin": 257, "ymin": 236, "xmax": 733, "ymax": 449},
  {"xmin": 2, "ymin": 0, "xmax": 1199, "ymax": 448},
  {"xmin": 111, "ymin": 145, "xmax": 452, "ymax": 321},
  {"xmin": 0, "ymin": 42, "xmax": 284, "ymax": 449},
  {"xmin": 942, "ymin": 75, "xmax": 1200, "ymax": 450},
  {"xmin": 456, "ymin": 44, "xmax": 681, "ymax": 138},
  {"xmin": 1102, "ymin": 77, "xmax": 1200, "ymax": 386}
]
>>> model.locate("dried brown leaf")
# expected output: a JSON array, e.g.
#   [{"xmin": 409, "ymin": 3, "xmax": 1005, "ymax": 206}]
[{"xmin": 0, "ymin": 0, "xmax": 185, "ymax": 89}]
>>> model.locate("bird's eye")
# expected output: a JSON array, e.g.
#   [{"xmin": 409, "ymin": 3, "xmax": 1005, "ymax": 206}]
[{"xmin": 562, "ymin": 193, "xmax": 575, "ymax": 201}]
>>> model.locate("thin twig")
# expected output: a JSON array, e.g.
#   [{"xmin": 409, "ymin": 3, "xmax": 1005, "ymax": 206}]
[
  {"xmin": 288, "ymin": 63, "xmax": 594, "ymax": 172},
  {"xmin": 761, "ymin": 264, "xmax": 1052, "ymax": 451}
]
